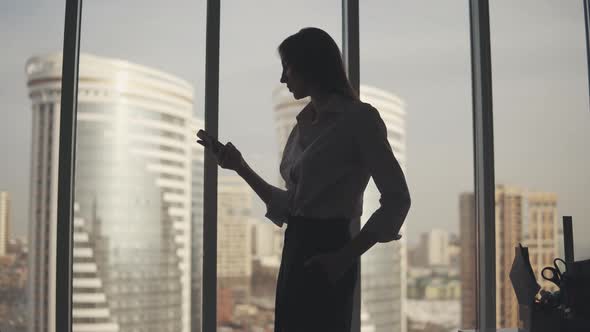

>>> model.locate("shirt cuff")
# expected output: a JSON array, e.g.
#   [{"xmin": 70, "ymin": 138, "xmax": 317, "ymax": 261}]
[
  {"xmin": 363, "ymin": 209, "xmax": 404, "ymax": 243},
  {"xmin": 264, "ymin": 187, "xmax": 290, "ymax": 228}
]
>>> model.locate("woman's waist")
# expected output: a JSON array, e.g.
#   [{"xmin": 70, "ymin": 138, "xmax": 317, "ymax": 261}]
[{"xmin": 286, "ymin": 214, "xmax": 352, "ymax": 246}]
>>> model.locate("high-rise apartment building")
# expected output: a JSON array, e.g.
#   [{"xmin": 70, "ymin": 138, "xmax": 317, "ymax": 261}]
[{"xmin": 272, "ymin": 84, "xmax": 407, "ymax": 332}]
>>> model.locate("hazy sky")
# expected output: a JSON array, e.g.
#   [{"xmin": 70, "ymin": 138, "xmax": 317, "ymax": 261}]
[{"xmin": 2, "ymin": 0, "xmax": 589, "ymax": 258}]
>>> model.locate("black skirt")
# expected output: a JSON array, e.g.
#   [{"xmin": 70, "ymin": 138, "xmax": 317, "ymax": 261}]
[{"xmin": 274, "ymin": 215, "xmax": 359, "ymax": 332}]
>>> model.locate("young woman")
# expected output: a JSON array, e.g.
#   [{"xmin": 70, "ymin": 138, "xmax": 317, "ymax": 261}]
[{"xmin": 198, "ymin": 27, "xmax": 411, "ymax": 332}]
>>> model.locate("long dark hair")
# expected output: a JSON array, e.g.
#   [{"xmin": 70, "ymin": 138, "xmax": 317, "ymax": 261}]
[{"xmin": 278, "ymin": 27, "xmax": 358, "ymax": 100}]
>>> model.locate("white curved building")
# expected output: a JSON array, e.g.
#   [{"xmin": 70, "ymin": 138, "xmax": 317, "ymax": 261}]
[
  {"xmin": 26, "ymin": 53, "xmax": 202, "ymax": 332},
  {"xmin": 272, "ymin": 84, "xmax": 407, "ymax": 332}
]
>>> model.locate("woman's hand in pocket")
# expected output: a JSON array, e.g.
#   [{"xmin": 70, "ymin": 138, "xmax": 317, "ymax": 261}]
[{"xmin": 304, "ymin": 250, "xmax": 353, "ymax": 286}]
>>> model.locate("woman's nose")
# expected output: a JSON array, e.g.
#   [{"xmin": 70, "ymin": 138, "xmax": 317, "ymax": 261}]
[{"xmin": 280, "ymin": 73, "xmax": 286, "ymax": 84}]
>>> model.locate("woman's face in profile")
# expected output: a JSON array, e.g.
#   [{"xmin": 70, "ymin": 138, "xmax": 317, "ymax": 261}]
[{"xmin": 280, "ymin": 59, "xmax": 307, "ymax": 100}]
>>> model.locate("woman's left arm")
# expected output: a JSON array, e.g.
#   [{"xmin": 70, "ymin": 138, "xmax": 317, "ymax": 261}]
[
  {"xmin": 305, "ymin": 105, "xmax": 411, "ymax": 284},
  {"xmin": 340, "ymin": 106, "xmax": 411, "ymax": 259}
]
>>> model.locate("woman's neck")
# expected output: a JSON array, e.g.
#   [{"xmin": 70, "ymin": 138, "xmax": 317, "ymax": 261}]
[{"xmin": 310, "ymin": 91, "xmax": 337, "ymax": 114}]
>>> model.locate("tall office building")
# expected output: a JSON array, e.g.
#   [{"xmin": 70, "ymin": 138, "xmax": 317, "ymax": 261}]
[
  {"xmin": 459, "ymin": 186, "xmax": 558, "ymax": 329},
  {"xmin": 0, "ymin": 191, "xmax": 10, "ymax": 256},
  {"xmin": 26, "ymin": 53, "xmax": 201, "ymax": 332},
  {"xmin": 272, "ymin": 84, "xmax": 407, "ymax": 332}
]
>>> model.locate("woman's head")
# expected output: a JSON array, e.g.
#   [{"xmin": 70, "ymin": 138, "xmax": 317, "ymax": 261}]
[{"xmin": 278, "ymin": 27, "xmax": 357, "ymax": 100}]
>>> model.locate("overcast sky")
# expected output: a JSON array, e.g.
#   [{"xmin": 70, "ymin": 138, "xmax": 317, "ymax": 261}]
[{"xmin": 2, "ymin": 0, "xmax": 589, "ymax": 258}]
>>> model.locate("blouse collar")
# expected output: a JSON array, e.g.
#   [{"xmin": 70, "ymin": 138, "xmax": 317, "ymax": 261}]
[{"xmin": 295, "ymin": 94, "xmax": 350, "ymax": 123}]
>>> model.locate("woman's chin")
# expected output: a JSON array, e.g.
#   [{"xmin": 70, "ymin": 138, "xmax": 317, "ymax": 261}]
[{"xmin": 292, "ymin": 92, "xmax": 304, "ymax": 100}]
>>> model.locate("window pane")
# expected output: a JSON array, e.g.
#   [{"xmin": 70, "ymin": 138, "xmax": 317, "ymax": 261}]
[
  {"xmin": 490, "ymin": 1, "xmax": 590, "ymax": 328},
  {"xmin": 218, "ymin": 2, "xmax": 340, "ymax": 331},
  {"xmin": 1, "ymin": 1, "xmax": 66, "ymax": 331},
  {"xmin": 360, "ymin": 2, "xmax": 475, "ymax": 332},
  {"xmin": 72, "ymin": 1, "xmax": 205, "ymax": 331}
]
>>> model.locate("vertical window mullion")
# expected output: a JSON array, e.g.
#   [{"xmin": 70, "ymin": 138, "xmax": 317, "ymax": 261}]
[
  {"xmin": 342, "ymin": 1, "xmax": 360, "ymax": 332},
  {"xmin": 468, "ymin": 0, "xmax": 496, "ymax": 331},
  {"xmin": 202, "ymin": 0, "xmax": 221, "ymax": 331},
  {"xmin": 56, "ymin": 0, "xmax": 82, "ymax": 332}
]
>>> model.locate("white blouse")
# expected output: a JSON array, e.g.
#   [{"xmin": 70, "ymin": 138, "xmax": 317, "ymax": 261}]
[{"xmin": 265, "ymin": 94, "xmax": 410, "ymax": 241}]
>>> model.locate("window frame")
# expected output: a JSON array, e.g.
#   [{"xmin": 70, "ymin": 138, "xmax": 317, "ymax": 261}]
[{"xmin": 55, "ymin": 0, "xmax": 590, "ymax": 331}]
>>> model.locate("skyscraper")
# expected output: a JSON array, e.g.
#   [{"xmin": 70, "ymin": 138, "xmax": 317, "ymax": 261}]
[
  {"xmin": 26, "ymin": 53, "xmax": 201, "ymax": 332},
  {"xmin": 271, "ymin": 84, "xmax": 407, "ymax": 332},
  {"xmin": 0, "ymin": 191, "xmax": 10, "ymax": 256}
]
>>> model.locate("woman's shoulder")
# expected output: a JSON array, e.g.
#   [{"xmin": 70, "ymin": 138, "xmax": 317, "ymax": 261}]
[{"xmin": 345, "ymin": 99, "xmax": 381, "ymax": 122}]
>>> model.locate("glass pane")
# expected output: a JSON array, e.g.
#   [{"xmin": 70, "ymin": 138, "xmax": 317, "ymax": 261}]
[
  {"xmin": 490, "ymin": 1, "xmax": 590, "ymax": 329},
  {"xmin": 218, "ymin": 2, "xmax": 341, "ymax": 331},
  {"xmin": 1, "ymin": 1, "xmax": 66, "ymax": 331},
  {"xmin": 360, "ymin": 2, "xmax": 475, "ymax": 332},
  {"xmin": 73, "ymin": 1, "xmax": 205, "ymax": 331}
]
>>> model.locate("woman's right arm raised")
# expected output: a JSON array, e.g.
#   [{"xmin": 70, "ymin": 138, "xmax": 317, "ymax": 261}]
[{"xmin": 197, "ymin": 133, "xmax": 289, "ymax": 227}]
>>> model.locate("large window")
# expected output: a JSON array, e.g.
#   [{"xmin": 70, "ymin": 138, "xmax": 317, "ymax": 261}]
[
  {"xmin": 6, "ymin": 1, "xmax": 590, "ymax": 331},
  {"xmin": 359, "ymin": 2, "xmax": 475, "ymax": 332},
  {"xmin": 216, "ymin": 2, "xmax": 341, "ymax": 330},
  {"xmin": 72, "ymin": 1, "xmax": 206, "ymax": 332},
  {"xmin": 490, "ymin": 1, "xmax": 590, "ymax": 328},
  {"xmin": 0, "ymin": 1, "xmax": 66, "ymax": 332}
]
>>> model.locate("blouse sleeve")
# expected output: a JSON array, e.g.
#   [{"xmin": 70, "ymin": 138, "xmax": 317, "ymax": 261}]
[
  {"xmin": 263, "ymin": 123, "xmax": 298, "ymax": 228},
  {"xmin": 354, "ymin": 105, "xmax": 411, "ymax": 243}
]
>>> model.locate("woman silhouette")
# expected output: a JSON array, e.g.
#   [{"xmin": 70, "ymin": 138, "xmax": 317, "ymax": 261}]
[{"xmin": 198, "ymin": 27, "xmax": 411, "ymax": 332}]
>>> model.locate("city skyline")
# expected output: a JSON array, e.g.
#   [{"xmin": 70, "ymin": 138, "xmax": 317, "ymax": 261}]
[
  {"xmin": 2, "ymin": 1, "xmax": 590, "ymax": 260},
  {"xmin": 1, "ymin": 1, "xmax": 590, "ymax": 331}
]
